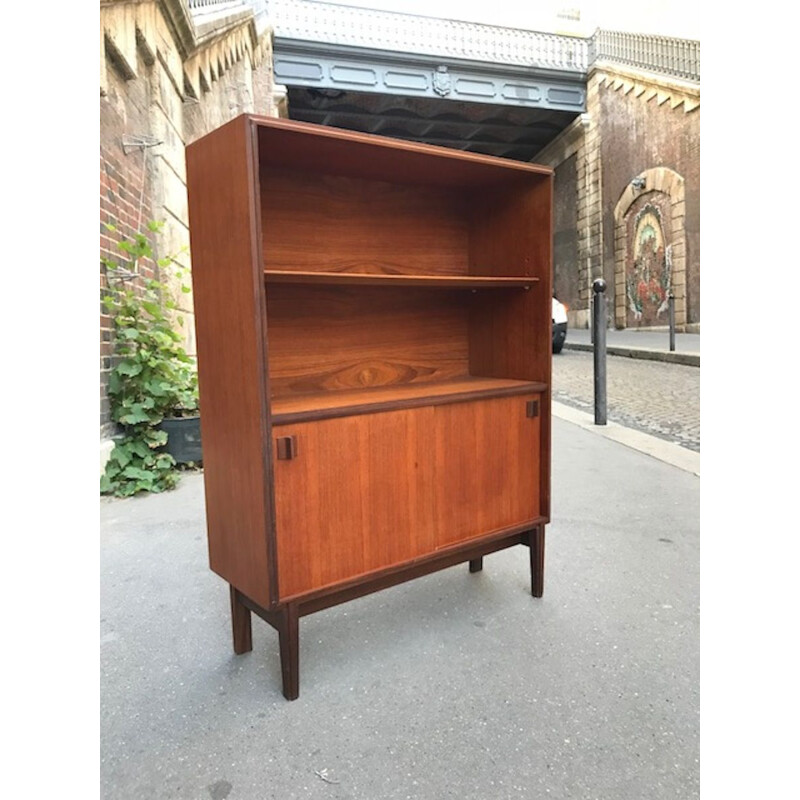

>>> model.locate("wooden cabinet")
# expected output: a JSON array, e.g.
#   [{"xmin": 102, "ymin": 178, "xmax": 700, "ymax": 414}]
[{"xmin": 186, "ymin": 115, "xmax": 553, "ymax": 699}]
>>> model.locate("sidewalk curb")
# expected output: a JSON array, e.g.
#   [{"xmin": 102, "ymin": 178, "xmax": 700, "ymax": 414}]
[
  {"xmin": 563, "ymin": 342, "xmax": 700, "ymax": 367},
  {"xmin": 552, "ymin": 401, "xmax": 700, "ymax": 476}
]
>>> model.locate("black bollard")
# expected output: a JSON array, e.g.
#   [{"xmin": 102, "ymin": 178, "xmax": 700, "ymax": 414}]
[
  {"xmin": 668, "ymin": 292, "xmax": 676, "ymax": 352},
  {"xmin": 592, "ymin": 278, "xmax": 607, "ymax": 425}
]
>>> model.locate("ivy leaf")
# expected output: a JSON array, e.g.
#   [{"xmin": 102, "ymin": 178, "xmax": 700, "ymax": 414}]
[
  {"xmin": 116, "ymin": 361, "xmax": 143, "ymax": 377},
  {"xmin": 121, "ymin": 465, "xmax": 152, "ymax": 480},
  {"xmin": 141, "ymin": 301, "xmax": 161, "ymax": 317},
  {"xmin": 131, "ymin": 440, "xmax": 151, "ymax": 459},
  {"xmin": 119, "ymin": 406, "xmax": 153, "ymax": 425},
  {"xmin": 149, "ymin": 430, "xmax": 169, "ymax": 447},
  {"xmin": 103, "ymin": 460, "xmax": 122, "ymax": 479},
  {"xmin": 111, "ymin": 445, "xmax": 131, "ymax": 468},
  {"xmin": 144, "ymin": 380, "xmax": 167, "ymax": 397}
]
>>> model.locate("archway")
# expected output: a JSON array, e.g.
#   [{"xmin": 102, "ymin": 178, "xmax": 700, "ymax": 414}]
[{"xmin": 613, "ymin": 168, "xmax": 686, "ymax": 329}]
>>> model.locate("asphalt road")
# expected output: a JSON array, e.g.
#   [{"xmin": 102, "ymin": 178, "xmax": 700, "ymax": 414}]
[
  {"xmin": 100, "ymin": 417, "xmax": 699, "ymax": 800},
  {"xmin": 552, "ymin": 349, "xmax": 700, "ymax": 452}
]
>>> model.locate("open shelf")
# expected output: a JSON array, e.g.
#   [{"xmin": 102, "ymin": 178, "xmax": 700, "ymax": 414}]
[
  {"xmin": 271, "ymin": 376, "xmax": 547, "ymax": 425},
  {"xmin": 265, "ymin": 270, "xmax": 538, "ymax": 289}
]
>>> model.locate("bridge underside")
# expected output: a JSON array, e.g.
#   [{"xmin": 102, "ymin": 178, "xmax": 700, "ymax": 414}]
[
  {"xmin": 275, "ymin": 41, "xmax": 586, "ymax": 162},
  {"xmin": 286, "ymin": 88, "xmax": 579, "ymax": 162}
]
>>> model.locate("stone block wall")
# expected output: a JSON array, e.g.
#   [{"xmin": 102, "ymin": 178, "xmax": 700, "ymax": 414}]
[
  {"xmin": 536, "ymin": 63, "xmax": 699, "ymax": 330},
  {"xmin": 553, "ymin": 154, "xmax": 578, "ymax": 308},
  {"xmin": 100, "ymin": 0, "xmax": 285, "ymax": 448},
  {"xmin": 596, "ymin": 65, "xmax": 700, "ymax": 329},
  {"xmin": 536, "ymin": 111, "xmax": 602, "ymax": 330}
]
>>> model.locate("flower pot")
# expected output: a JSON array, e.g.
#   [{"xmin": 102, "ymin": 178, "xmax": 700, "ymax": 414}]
[{"xmin": 159, "ymin": 415, "xmax": 202, "ymax": 464}]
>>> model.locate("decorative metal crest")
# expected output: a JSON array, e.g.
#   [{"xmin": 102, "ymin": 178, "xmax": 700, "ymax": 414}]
[{"xmin": 432, "ymin": 66, "xmax": 451, "ymax": 96}]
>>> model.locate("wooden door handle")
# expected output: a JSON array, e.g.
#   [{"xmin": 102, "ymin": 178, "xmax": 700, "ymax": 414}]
[
  {"xmin": 276, "ymin": 435, "xmax": 298, "ymax": 460},
  {"xmin": 526, "ymin": 400, "xmax": 539, "ymax": 418}
]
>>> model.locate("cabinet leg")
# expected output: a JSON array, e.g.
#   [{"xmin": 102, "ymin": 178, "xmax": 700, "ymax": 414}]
[
  {"xmin": 468, "ymin": 557, "xmax": 484, "ymax": 573},
  {"xmin": 530, "ymin": 526, "xmax": 545, "ymax": 597},
  {"xmin": 278, "ymin": 603, "xmax": 300, "ymax": 701},
  {"xmin": 230, "ymin": 586, "xmax": 252, "ymax": 654}
]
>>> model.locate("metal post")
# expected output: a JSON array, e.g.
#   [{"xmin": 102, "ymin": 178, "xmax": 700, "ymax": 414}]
[
  {"xmin": 668, "ymin": 293, "xmax": 676, "ymax": 352},
  {"xmin": 588, "ymin": 256, "xmax": 594, "ymax": 344},
  {"xmin": 592, "ymin": 278, "xmax": 607, "ymax": 426}
]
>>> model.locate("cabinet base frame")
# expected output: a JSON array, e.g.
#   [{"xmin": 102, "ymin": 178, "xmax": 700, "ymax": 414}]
[{"xmin": 229, "ymin": 523, "xmax": 546, "ymax": 700}]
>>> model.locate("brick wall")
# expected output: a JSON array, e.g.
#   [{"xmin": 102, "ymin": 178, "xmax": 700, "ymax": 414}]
[
  {"xmin": 536, "ymin": 66, "xmax": 699, "ymax": 330},
  {"xmin": 597, "ymin": 69, "xmax": 700, "ymax": 325},
  {"xmin": 100, "ymin": 49, "xmax": 156, "ymax": 438}
]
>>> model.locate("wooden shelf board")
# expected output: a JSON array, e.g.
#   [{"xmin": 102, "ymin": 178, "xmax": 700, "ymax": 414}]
[
  {"xmin": 264, "ymin": 270, "xmax": 538, "ymax": 289},
  {"xmin": 271, "ymin": 376, "xmax": 547, "ymax": 425}
]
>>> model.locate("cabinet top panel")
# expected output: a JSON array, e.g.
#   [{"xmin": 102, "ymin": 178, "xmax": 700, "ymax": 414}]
[{"xmin": 246, "ymin": 115, "xmax": 553, "ymax": 188}]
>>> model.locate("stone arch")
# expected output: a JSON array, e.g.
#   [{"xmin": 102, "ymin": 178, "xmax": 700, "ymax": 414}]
[{"xmin": 613, "ymin": 167, "xmax": 686, "ymax": 329}]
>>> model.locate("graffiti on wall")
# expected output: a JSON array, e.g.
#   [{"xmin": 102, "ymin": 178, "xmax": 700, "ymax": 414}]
[{"xmin": 625, "ymin": 196, "xmax": 672, "ymax": 326}]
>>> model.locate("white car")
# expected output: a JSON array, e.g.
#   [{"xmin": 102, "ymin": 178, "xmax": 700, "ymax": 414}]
[{"xmin": 552, "ymin": 298, "xmax": 568, "ymax": 354}]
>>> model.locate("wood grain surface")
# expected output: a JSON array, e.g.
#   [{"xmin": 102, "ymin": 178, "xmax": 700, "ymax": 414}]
[
  {"xmin": 265, "ymin": 285, "xmax": 471, "ymax": 394},
  {"xmin": 265, "ymin": 270, "xmax": 538, "ymax": 288},
  {"xmin": 261, "ymin": 167, "xmax": 470, "ymax": 275},
  {"xmin": 273, "ymin": 408, "xmax": 437, "ymax": 598},
  {"xmin": 273, "ymin": 394, "xmax": 541, "ymax": 598},
  {"xmin": 467, "ymin": 177, "xmax": 553, "ymax": 522},
  {"xmin": 186, "ymin": 115, "xmax": 273, "ymax": 609},
  {"xmin": 433, "ymin": 394, "xmax": 541, "ymax": 548},
  {"xmin": 255, "ymin": 116, "xmax": 552, "ymax": 189},
  {"xmin": 187, "ymin": 115, "xmax": 553, "ymax": 625},
  {"xmin": 270, "ymin": 376, "xmax": 545, "ymax": 424}
]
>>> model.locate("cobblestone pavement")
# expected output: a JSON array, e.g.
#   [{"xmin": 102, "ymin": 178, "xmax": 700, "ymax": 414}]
[{"xmin": 552, "ymin": 349, "xmax": 700, "ymax": 451}]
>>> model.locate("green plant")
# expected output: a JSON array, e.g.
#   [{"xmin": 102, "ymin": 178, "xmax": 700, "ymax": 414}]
[{"xmin": 100, "ymin": 221, "xmax": 198, "ymax": 497}]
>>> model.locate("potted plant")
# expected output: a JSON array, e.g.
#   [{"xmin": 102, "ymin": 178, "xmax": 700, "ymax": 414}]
[{"xmin": 100, "ymin": 221, "xmax": 200, "ymax": 497}]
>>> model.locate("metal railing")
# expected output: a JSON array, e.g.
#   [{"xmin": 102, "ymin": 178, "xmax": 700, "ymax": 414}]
[
  {"xmin": 187, "ymin": 0, "xmax": 249, "ymax": 10},
  {"xmin": 187, "ymin": 0, "xmax": 271, "ymax": 36},
  {"xmin": 591, "ymin": 30, "xmax": 699, "ymax": 81},
  {"xmin": 262, "ymin": 0, "xmax": 590, "ymax": 72},
  {"xmin": 187, "ymin": 1, "xmax": 699, "ymax": 82}
]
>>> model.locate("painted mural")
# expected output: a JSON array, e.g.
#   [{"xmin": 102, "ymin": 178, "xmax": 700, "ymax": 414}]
[{"xmin": 625, "ymin": 195, "xmax": 672, "ymax": 327}]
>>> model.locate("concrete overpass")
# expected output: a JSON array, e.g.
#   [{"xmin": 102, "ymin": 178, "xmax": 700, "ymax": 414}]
[{"xmin": 188, "ymin": 0, "xmax": 698, "ymax": 162}]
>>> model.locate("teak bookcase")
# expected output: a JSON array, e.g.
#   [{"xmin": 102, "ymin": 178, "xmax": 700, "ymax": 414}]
[{"xmin": 186, "ymin": 114, "xmax": 553, "ymax": 700}]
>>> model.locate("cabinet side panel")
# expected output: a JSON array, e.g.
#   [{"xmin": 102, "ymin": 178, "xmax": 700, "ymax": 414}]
[
  {"xmin": 186, "ymin": 116, "xmax": 272, "ymax": 608},
  {"xmin": 535, "ymin": 176, "xmax": 553, "ymax": 521},
  {"xmin": 468, "ymin": 176, "xmax": 552, "ymax": 382},
  {"xmin": 468, "ymin": 175, "xmax": 553, "ymax": 521}
]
